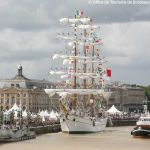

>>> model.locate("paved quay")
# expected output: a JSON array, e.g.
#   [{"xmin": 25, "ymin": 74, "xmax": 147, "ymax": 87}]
[{"xmin": 0, "ymin": 126, "xmax": 150, "ymax": 150}]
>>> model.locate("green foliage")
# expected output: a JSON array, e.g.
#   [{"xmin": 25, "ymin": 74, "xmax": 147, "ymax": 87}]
[
  {"xmin": 144, "ymin": 86, "xmax": 150, "ymax": 111},
  {"xmin": 131, "ymin": 84, "xmax": 137, "ymax": 87},
  {"xmin": 132, "ymin": 85, "xmax": 150, "ymax": 112},
  {"xmin": 145, "ymin": 87, "xmax": 150, "ymax": 97},
  {"xmin": 0, "ymin": 110, "xmax": 3, "ymax": 125},
  {"xmin": 9, "ymin": 111, "xmax": 14, "ymax": 124},
  {"xmin": 27, "ymin": 112, "xmax": 32, "ymax": 123},
  {"xmin": 17, "ymin": 111, "xmax": 22, "ymax": 118}
]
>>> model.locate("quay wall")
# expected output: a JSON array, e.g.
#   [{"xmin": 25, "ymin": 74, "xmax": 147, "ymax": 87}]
[
  {"xmin": 30, "ymin": 124, "xmax": 61, "ymax": 134},
  {"xmin": 107, "ymin": 120, "xmax": 136, "ymax": 127},
  {"xmin": 30, "ymin": 120, "xmax": 136, "ymax": 134}
]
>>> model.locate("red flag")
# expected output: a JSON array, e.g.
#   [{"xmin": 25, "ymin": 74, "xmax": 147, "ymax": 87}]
[
  {"xmin": 84, "ymin": 44, "xmax": 92, "ymax": 52},
  {"xmin": 106, "ymin": 69, "xmax": 111, "ymax": 77},
  {"xmin": 84, "ymin": 45, "xmax": 90, "ymax": 49},
  {"xmin": 95, "ymin": 39, "xmax": 103, "ymax": 45}
]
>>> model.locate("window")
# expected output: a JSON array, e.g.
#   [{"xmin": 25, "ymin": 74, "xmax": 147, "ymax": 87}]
[
  {"xmin": 11, "ymin": 97, "xmax": 15, "ymax": 104},
  {"xmin": 6, "ymin": 106, "xmax": 9, "ymax": 110},
  {"xmin": 6, "ymin": 99, "xmax": 9, "ymax": 104},
  {"xmin": 0, "ymin": 106, "xmax": 3, "ymax": 110},
  {"xmin": 11, "ymin": 84, "xmax": 14, "ymax": 87},
  {"xmin": 17, "ymin": 100, "xmax": 20, "ymax": 105},
  {"xmin": 23, "ymin": 100, "xmax": 26, "ymax": 105},
  {"xmin": 0, "ymin": 99, "xmax": 3, "ymax": 104},
  {"xmin": 16, "ymin": 84, "xmax": 20, "ymax": 88}
]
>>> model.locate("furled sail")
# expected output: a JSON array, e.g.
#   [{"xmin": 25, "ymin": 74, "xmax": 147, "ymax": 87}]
[{"xmin": 45, "ymin": 11, "xmax": 113, "ymax": 134}]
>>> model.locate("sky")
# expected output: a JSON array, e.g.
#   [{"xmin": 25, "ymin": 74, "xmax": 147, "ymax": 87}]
[{"xmin": 0, "ymin": 0, "xmax": 150, "ymax": 85}]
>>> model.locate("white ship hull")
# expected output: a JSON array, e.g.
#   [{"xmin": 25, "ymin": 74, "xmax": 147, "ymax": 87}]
[{"xmin": 60, "ymin": 115, "xmax": 107, "ymax": 133}]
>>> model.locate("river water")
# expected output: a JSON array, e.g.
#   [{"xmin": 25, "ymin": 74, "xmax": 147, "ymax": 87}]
[{"xmin": 0, "ymin": 126, "xmax": 150, "ymax": 150}]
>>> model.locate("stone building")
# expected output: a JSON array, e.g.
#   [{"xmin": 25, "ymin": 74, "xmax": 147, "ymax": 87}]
[
  {"xmin": 108, "ymin": 85, "xmax": 145, "ymax": 113},
  {"xmin": 0, "ymin": 65, "xmax": 59, "ymax": 112}
]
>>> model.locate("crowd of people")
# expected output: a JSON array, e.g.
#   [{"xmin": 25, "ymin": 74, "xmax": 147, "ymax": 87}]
[{"xmin": 108, "ymin": 113, "xmax": 140, "ymax": 121}]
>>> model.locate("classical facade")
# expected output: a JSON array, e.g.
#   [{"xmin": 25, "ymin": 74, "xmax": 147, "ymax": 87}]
[
  {"xmin": 0, "ymin": 65, "xmax": 59, "ymax": 112},
  {"xmin": 53, "ymin": 81, "xmax": 145, "ymax": 113},
  {"xmin": 108, "ymin": 85, "xmax": 145, "ymax": 113}
]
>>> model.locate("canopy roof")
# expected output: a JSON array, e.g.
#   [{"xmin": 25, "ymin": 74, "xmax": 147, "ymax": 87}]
[
  {"xmin": 22, "ymin": 110, "xmax": 27, "ymax": 117},
  {"xmin": 38, "ymin": 110, "xmax": 59, "ymax": 119},
  {"xmin": 8, "ymin": 103, "xmax": 20, "ymax": 112},
  {"xmin": 50, "ymin": 110, "xmax": 57, "ymax": 119},
  {"xmin": 107, "ymin": 105, "xmax": 122, "ymax": 114}
]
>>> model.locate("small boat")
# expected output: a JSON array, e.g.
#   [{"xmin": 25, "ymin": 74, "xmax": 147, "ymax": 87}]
[
  {"xmin": 131, "ymin": 116, "xmax": 150, "ymax": 136},
  {"xmin": 0, "ymin": 125, "xmax": 36, "ymax": 142},
  {"xmin": 131, "ymin": 99, "xmax": 150, "ymax": 137}
]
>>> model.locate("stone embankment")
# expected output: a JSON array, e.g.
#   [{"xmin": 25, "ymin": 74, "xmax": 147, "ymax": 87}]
[
  {"xmin": 30, "ymin": 124, "xmax": 61, "ymax": 134},
  {"xmin": 107, "ymin": 120, "xmax": 136, "ymax": 127}
]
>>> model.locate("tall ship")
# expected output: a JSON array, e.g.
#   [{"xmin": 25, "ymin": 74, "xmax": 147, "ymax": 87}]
[{"xmin": 45, "ymin": 11, "xmax": 112, "ymax": 133}]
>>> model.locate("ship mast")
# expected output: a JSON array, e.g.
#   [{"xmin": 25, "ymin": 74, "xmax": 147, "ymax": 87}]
[
  {"xmin": 83, "ymin": 28, "xmax": 87, "ymax": 112},
  {"xmin": 90, "ymin": 28, "xmax": 96, "ymax": 117},
  {"xmin": 45, "ymin": 12, "xmax": 112, "ymax": 117},
  {"xmin": 72, "ymin": 14, "xmax": 77, "ymax": 111},
  {"xmin": 90, "ymin": 38, "xmax": 95, "ymax": 117},
  {"xmin": 92, "ymin": 38, "xmax": 95, "ymax": 86}
]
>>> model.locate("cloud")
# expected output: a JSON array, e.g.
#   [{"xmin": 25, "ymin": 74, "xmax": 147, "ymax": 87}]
[
  {"xmin": 0, "ymin": 0, "xmax": 150, "ymax": 85},
  {"xmin": 102, "ymin": 22, "xmax": 150, "ymax": 67},
  {"xmin": 0, "ymin": 0, "xmax": 150, "ymax": 31},
  {"xmin": 0, "ymin": 27, "xmax": 60, "ymax": 62}
]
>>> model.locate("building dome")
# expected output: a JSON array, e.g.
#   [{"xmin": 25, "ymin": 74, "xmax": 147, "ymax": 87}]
[
  {"xmin": 18, "ymin": 64, "xmax": 22, "ymax": 69},
  {"xmin": 18, "ymin": 64, "xmax": 22, "ymax": 76}
]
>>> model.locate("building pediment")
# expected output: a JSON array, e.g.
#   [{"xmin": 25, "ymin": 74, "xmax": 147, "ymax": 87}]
[{"xmin": 1, "ymin": 87, "xmax": 22, "ymax": 92}]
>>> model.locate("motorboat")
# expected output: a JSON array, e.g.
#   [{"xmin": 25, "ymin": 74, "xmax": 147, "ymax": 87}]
[{"xmin": 0, "ymin": 125, "xmax": 36, "ymax": 142}]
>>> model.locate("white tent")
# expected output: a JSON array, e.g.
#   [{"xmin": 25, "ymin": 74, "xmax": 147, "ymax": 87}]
[
  {"xmin": 107, "ymin": 105, "xmax": 122, "ymax": 114},
  {"xmin": 49, "ymin": 110, "xmax": 57, "ymax": 120},
  {"xmin": 8, "ymin": 103, "xmax": 20, "ymax": 112},
  {"xmin": 8, "ymin": 103, "xmax": 21, "ymax": 119},
  {"xmin": 14, "ymin": 111, "xmax": 18, "ymax": 119},
  {"xmin": 55, "ymin": 112, "xmax": 60, "ymax": 117},
  {"xmin": 31, "ymin": 113, "xmax": 37, "ymax": 118},
  {"xmin": 39, "ymin": 110, "xmax": 44, "ymax": 117},
  {"xmin": 3, "ymin": 110, "xmax": 9, "ymax": 115},
  {"xmin": 42, "ymin": 115, "xmax": 45, "ymax": 122},
  {"xmin": 44, "ymin": 110, "xmax": 50, "ymax": 117},
  {"xmin": 22, "ymin": 110, "xmax": 27, "ymax": 117}
]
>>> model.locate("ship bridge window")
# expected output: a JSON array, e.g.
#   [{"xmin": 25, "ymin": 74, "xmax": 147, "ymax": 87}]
[
  {"xmin": 140, "ymin": 118, "xmax": 144, "ymax": 121},
  {"xmin": 144, "ymin": 119, "xmax": 149, "ymax": 121},
  {"xmin": 11, "ymin": 84, "xmax": 14, "ymax": 87},
  {"xmin": 16, "ymin": 84, "xmax": 20, "ymax": 88}
]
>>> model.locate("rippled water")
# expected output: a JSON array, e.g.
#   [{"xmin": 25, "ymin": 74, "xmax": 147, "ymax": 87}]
[{"xmin": 0, "ymin": 126, "xmax": 150, "ymax": 150}]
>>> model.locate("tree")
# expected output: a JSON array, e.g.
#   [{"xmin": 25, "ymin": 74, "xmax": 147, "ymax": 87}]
[
  {"xmin": 9, "ymin": 111, "xmax": 15, "ymax": 124},
  {"xmin": 27, "ymin": 111, "xmax": 31, "ymax": 123},
  {"xmin": 0, "ymin": 110, "xmax": 3, "ymax": 125},
  {"xmin": 144, "ymin": 87, "xmax": 150, "ymax": 111}
]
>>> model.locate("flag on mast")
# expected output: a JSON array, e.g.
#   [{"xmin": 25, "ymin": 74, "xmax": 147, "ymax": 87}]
[
  {"xmin": 106, "ymin": 69, "xmax": 111, "ymax": 77},
  {"xmin": 76, "ymin": 10, "xmax": 83, "ymax": 16},
  {"xmin": 84, "ymin": 44, "xmax": 92, "ymax": 52}
]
